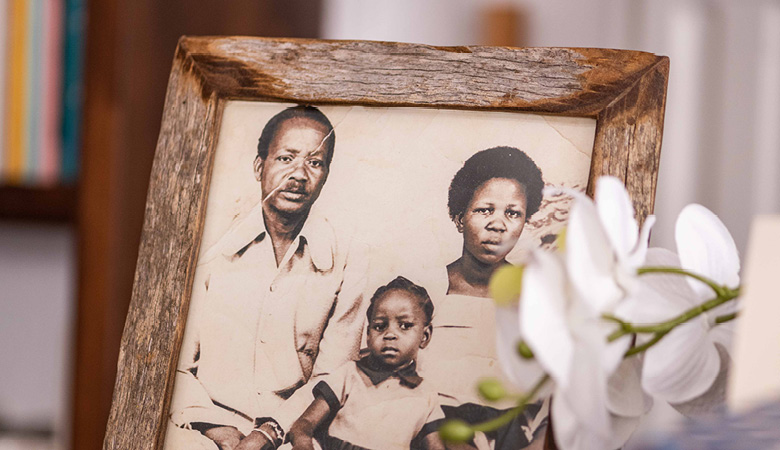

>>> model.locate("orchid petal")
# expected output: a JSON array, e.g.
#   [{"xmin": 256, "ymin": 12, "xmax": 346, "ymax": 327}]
[
  {"xmin": 645, "ymin": 246, "xmax": 680, "ymax": 267},
  {"xmin": 675, "ymin": 204, "xmax": 740, "ymax": 299},
  {"xmin": 595, "ymin": 177, "xmax": 639, "ymax": 260},
  {"xmin": 591, "ymin": 319, "xmax": 631, "ymax": 375},
  {"xmin": 615, "ymin": 253, "xmax": 697, "ymax": 327},
  {"xmin": 709, "ymin": 319, "xmax": 736, "ymax": 349},
  {"xmin": 625, "ymin": 215, "xmax": 656, "ymax": 269},
  {"xmin": 617, "ymin": 248, "xmax": 700, "ymax": 326},
  {"xmin": 670, "ymin": 343, "xmax": 730, "ymax": 418},
  {"xmin": 604, "ymin": 414, "xmax": 643, "ymax": 449},
  {"xmin": 520, "ymin": 251, "xmax": 574, "ymax": 388},
  {"xmin": 642, "ymin": 320, "xmax": 720, "ymax": 403},
  {"xmin": 494, "ymin": 304, "xmax": 522, "ymax": 387},
  {"xmin": 566, "ymin": 197, "xmax": 623, "ymax": 314},
  {"xmin": 616, "ymin": 281, "xmax": 695, "ymax": 329},
  {"xmin": 494, "ymin": 304, "xmax": 545, "ymax": 391},
  {"xmin": 552, "ymin": 394, "xmax": 610, "ymax": 450},
  {"xmin": 553, "ymin": 392, "xmax": 643, "ymax": 450},
  {"xmin": 559, "ymin": 330, "xmax": 612, "ymax": 436},
  {"xmin": 552, "ymin": 395, "xmax": 602, "ymax": 450},
  {"xmin": 607, "ymin": 357, "xmax": 653, "ymax": 417}
]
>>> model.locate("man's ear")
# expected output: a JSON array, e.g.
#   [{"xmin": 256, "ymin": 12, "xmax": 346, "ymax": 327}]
[
  {"xmin": 419, "ymin": 324, "xmax": 432, "ymax": 349},
  {"xmin": 454, "ymin": 215, "xmax": 465, "ymax": 233},
  {"xmin": 253, "ymin": 155, "xmax": 264, "ymax": 182}
]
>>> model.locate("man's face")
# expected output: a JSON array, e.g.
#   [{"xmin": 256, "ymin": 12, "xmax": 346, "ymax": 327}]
[
  {"xmin": 367, "ymin": 291, "xmax": 431, "ymax": 370},
  {"xmin": 255, "ymin": 117, "xmax": 331, "ymax": 216}
]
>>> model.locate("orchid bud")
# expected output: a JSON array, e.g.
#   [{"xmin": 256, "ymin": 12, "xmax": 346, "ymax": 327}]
[
  {"xmin": 478, "ymin": 378, "xmax": 507, "ymax": 402},
  {"xmin": 516, "ymin": 340, "xmax": 534, "ymax": 359},
  {"xmin": 554, "ymin": 227, "xmax": 567, "ymax": 252},
  {"xmin": 489, "ymin": 265, "xmax": 525, "ymax": 306},
  {"xmin": 439, "ymin": 419, "xmax": 475, "ymax": 443}
]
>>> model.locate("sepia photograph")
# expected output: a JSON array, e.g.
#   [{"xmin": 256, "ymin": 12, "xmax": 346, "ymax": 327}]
[{"xmin": 162, "ymin": 101, "xmax": 596, "ymax": 450}]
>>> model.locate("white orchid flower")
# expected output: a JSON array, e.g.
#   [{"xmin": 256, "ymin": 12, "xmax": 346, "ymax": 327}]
[
  {"xmin": 507, "ymin": 177, "xmax": 654, "ymax": 449},
  {"xmin": 524, "ymin": 177, "xmax": 653, "ymax": 385},
  {"xmin": 566, "ymin": 176, "xmax": 655, "ymax": 316},
  {"xmin": 617, "ymin": 204, "xmax": 739, "ymax": 405},
  {"xmin": 520, "ymin": 247, "xmax": 652, "ymax": 450},
  {"xmin": 553, "ymin": 357, "xmax": 652, "ymax": 450}
]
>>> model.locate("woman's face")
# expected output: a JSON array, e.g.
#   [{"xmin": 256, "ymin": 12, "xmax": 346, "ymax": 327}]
[{"xmin": 458, "ymin": 177, "xmax": 528, "ymax": 266}]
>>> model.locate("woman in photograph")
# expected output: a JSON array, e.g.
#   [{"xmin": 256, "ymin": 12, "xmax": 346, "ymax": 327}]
[{"xmin": 419, "ymin": 146, "xmax": 547, "ymax": 450}]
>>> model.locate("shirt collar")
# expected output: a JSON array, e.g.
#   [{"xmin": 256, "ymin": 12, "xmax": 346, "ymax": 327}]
[
  {"xmin": 355, "ymin": 354, "xmax": 423, "ymax": 388},
  {"xmin": 218, "ymin": 202, "xmax": 335, "ymax": 271}
]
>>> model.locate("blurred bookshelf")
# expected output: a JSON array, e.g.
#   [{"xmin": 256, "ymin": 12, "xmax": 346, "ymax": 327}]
[
  {"xmin": 0, "ymin": 0, "xmax": 85, "ymax": 223},
  {"xmin": 68, "ymin": 2, "xmax": 322, "ymax": 450},
  {"xmin": 0, "ymin": 184, "xmax": 76, "ymax": 222}
]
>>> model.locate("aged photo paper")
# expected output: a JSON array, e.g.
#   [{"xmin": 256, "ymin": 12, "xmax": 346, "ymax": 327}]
[{"xmin": 163, "ymin": 101, "xmax": 596, "ymax": 450}]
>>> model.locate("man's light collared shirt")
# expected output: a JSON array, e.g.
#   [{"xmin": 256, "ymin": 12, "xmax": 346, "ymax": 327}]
[{"xmin": 169, "ymin": 204, "xmax": 368, "ymax": 433}]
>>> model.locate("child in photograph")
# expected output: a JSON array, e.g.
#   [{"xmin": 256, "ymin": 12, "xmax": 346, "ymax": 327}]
[{"xmin": 288, "ymin": 276, "xmax": 447, "ymax": 450}]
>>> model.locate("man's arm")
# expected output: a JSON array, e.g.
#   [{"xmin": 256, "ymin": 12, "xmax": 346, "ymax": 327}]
[
  {"xmin": 310, "ymin": 237, "xmax": 370, "ymax": 374},
  {"xmin": 168, "ymin": 262, "xmax": 236, "ymax": 429},
  {"xmin": 274, "ymin": 238, "xmax": 369, "ymax": 431}
]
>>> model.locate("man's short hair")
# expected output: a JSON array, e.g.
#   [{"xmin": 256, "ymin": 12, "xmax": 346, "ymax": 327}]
[
  {"xmin": 448, "ymin": 146, "xmax": 544, "ymax": 223},
  {"xmin": 256, "ymin": 105, "xmax": 336, "ymax": 166}
]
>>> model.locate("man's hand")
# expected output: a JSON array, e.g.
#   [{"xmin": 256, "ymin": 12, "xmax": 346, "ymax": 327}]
[
  {"xmin": 203, "ymin": 426, "xmax": 245, "ymax": 450},
  {"xmin": 234, "ymin": 430, "xmax": 276, "ymax": 450}
]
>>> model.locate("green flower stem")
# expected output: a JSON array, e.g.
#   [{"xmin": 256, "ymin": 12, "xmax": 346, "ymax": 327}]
[
  {"xmin": 637, "ymin": 266, "xmax": 727, "ymax": 297},
  {"xmin": 624, "ymin": 331, "xmax": 669, "ymax": 357},
  {"xmin": 715, "ymin": 312, "xmax": 739, "ymax": 324},
  {"xmin": 606, "ymin": 292, "xmax": 737, "ymax": 343},
  {"xmin": 470, "ymin": 374, "xmax": 551, "ymax": 433}
]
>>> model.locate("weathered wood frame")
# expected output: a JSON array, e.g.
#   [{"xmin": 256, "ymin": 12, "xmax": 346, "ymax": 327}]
[{"xmin": 104, "ymin": 36, "xmax": 669, "ymax": 449}]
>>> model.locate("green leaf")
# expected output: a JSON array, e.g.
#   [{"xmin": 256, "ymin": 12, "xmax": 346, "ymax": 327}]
[{"xmin": 489, "ymin": 265, "xmax": 525, "ymax": 306}]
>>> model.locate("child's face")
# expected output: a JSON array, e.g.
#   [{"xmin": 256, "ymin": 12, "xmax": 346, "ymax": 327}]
[{"xmin": 367, "ymin": 290, "xmax": 432, "ymax": 370}]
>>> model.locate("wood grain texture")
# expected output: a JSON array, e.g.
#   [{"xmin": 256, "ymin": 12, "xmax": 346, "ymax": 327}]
[
  {"xmin": 589, "ymin": 55, "xmax": 669, "ymax": 223},
  {"xmin": 104, "ymin": 37, "xmax": 669, "ymax": 449},
  {"xmin": 179, "ymin": 37, "xmax": 664, "ymax": 116},
  {"xmin": 102, "ymin": 51, "xmax": 222, "ymax": 450},
  {"xmin": 73, "ymin": 5, "xmax": 321, "ymax": 450}
]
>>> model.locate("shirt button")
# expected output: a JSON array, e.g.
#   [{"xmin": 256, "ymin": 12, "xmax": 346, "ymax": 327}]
[{"xmin": 269, "ymin": 283, "xmax": 276, "ymax": 292}]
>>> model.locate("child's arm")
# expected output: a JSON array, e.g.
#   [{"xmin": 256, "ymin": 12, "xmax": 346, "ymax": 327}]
[{"xmin": 288, "ymin": 397, "xmax": 332, "ymax": 450}]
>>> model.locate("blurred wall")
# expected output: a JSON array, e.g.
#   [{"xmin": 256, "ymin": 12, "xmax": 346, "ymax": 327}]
[
  {"xmin": 323, "ymin": 0, "xmax": 780, "ymax": 256},
  {"xmin": 0, "ymin": 223, "xmax": 74, "ymax": 446},
  {"xmin": 322, "ymin": 0, "xmax": 779, "ymax": 442}
]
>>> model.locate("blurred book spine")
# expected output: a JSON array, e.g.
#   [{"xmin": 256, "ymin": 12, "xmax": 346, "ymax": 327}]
[
  {"xmin": 25, "ymin": 0, "xmax": 43, "ymax": 182},
  {"xmin": 0, "ymin": 0, "xmax": 82, "ymax": 187},
  {"xmin": 60, "ymin": 0, "xmax": 84, "ymax": 183},
  {"xmin": 0, "ymin": 0, "xmax": 7, "ymax": 177},
  {"xmin": 41, "ymin": 0, "xmax": 63, "ymax": 184},
  {"xmin": 4, "ymin": 0, "xmax": 27, "ymax": 184}
]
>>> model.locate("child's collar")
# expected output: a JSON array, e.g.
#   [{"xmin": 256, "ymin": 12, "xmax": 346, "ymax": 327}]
[{"xmin": 356, "ymin": 354, "xmax": 423, "ymax": 388}]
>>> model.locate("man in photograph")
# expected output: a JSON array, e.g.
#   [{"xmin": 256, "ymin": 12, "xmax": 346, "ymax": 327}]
[{"xmin": 167, "ymin": 106, "xmax": 368, "ymax": 450}]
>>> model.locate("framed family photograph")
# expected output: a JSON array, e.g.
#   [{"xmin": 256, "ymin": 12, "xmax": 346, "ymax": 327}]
[{"xmin": 104, "ymin": 37, "xmax": 668, "ymax": 450}]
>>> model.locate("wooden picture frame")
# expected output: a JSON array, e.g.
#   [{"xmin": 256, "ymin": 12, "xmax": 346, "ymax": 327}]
[{"xmin": 104, "ymin": 37, "xmax": 668, "ymax": 449}]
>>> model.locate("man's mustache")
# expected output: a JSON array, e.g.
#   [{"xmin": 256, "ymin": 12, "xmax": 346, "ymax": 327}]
[{"xmin": 280, "ymin": 181, "xmax": 307, "ymax": 194}]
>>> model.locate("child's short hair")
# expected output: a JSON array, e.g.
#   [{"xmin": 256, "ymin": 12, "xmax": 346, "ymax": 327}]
[{"xmin": 366, "ymin": 276, "xmax": 434, "ymax": 325}]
